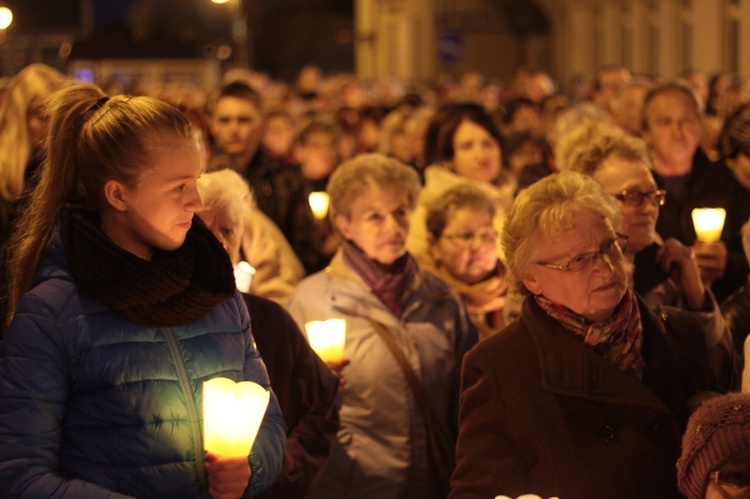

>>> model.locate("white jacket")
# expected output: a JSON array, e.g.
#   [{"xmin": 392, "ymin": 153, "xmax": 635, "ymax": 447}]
[{"xmin": 287, "ymin": 251, "xmax": 477, "ymax": 499}]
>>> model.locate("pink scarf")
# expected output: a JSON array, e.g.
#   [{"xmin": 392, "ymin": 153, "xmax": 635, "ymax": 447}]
[
  {"xmin": 342, "ymin": 240, "xmax": 417, "ymax": 317},
  {"xmin": 535, "ymin": 288, "xmax": 645, "ymax": 379}
]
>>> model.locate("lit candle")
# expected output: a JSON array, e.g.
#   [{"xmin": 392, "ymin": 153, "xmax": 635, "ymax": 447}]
[
  {"xmin": 203, "ymin": 377, "xmax": 270, "ymax": 457},
  {"xmin": 305, "ymin": 318, "xmax": 346, "ymax": 363},
  {"xmin": 233, "ymin": 261, "xmax": 256, "ymax": 293},
  {"xmin": 308, "ymin": 192, "xmax": 330, "ymax": 221},
  {"xmin": 691, "ymin": 208, "xmax": 726, "ymax": 243}
]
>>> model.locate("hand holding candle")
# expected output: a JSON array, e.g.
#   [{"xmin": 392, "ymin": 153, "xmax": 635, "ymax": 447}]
[
  {"xmin": 204, "ymin": 453, "xmax": 253, "ymax": 499},
  {"xmin": 691, "ymin": 208, "xmax": 726, "ymax": 243},
  {"xmin": 203, "ymin": 377, "xmax": 270, "ymax": 458},
  {"xmin": 305, "ymin": 318, "xmax": 346, "ymax": 363}
]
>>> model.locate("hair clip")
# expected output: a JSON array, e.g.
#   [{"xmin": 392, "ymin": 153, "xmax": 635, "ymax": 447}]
[{"xmin": 91, "ymin": 96, "xmax": 133, "ymax": 126}]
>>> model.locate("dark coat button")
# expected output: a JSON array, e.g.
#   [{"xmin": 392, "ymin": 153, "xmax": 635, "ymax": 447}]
[
  {"xmin": 653, "ymin": 417, "xmax": 673, "ymax": 436},
  {"xmin": 598, "ymin": 424, "xmax": 616, "ymax": 442}
]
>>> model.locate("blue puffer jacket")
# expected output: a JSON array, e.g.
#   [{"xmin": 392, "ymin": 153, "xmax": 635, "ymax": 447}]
[{"xmin": 0, "ymin": 230, "xmax": 286, "ymax": 498}]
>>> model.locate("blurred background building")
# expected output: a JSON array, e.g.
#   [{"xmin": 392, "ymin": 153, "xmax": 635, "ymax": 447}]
[{"xmin": 0, "ymin": 0, "xmax": 748, "ymax": 88}]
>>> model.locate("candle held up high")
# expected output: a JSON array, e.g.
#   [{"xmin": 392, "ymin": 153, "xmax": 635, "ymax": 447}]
[{"xmin": 691, "ymin": 208, "xmax": 726, "ymax": 243}]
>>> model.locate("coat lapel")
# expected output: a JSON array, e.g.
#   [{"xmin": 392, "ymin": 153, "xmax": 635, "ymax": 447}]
[{"xmin": 522, "ymin": 297, "xmax": 679, "ymax": 421}]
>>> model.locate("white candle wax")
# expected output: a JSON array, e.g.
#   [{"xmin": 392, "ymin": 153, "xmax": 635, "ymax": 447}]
[
  {"xmin": 691, "ymin": 208, "xmax": 726, "ymax": 243},
  {"xmin": 305, "ymin": 318, "xmax": 346, "ymax": 363},
  {"xmin": 308, "ymin": 192, "xmax": 330, "ymax": 221},
  {"xmin": 233, "ymin": 261, "xmax": 256, "ymax": 293},
  {"xmin": 203, "ymin": 377, "xmax": 270, "ymax": 457}
]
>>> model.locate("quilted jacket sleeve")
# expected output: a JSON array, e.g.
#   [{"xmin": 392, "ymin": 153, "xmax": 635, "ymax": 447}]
[{"xmin": 0, "ymin": 294, "xmax": 135, "ymax": 499}]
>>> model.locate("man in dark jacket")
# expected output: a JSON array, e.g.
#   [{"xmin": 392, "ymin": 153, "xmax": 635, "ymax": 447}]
[
  {"xmin": 642, "ymin": 81, "xmax": 750, "ymax": 302},
  {"xmin": 208, "ymin": 81, "xmax": 316, "ymax": 271}
]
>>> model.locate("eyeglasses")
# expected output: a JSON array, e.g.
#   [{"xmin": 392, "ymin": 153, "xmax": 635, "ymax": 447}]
[
  {"xmin": 712, "ymin": 470, "xmax": 750, "ymax": 493},
  {"xmin": 441, "ymin": 228, "xmax": 499, "ymax": 247},
  {"xmin": 611, "ymin": 189, "xmax": 667, "ymax": 208},
  {"xmin": 536, "ymin": 233, "xmax": 629, "ymax": 273}
]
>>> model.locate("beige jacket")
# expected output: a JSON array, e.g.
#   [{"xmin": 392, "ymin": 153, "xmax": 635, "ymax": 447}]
[{"xmin": 242, "ymin": 209, "xmax": 306, "ymax": 305}]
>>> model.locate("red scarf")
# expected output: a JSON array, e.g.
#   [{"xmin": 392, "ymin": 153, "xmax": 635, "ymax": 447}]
[
  {"xmin": 535, "ymin": 288, "xmax": 645, "ymax": 379},
  {"xmin": 342, "ymin": 240, "xmax": 417, "ymax": 317}
]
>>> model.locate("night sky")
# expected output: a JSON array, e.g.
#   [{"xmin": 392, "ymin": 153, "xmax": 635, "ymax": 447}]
[
  {"xmin": 4, "ymin": 0, "xmax": 134, "ymax": 33},
  {"xmin": 92, "ymin": 0, "xmax": 134, "ymax": 30},
  {"xmin": 5, "ymin": 0, "xmax": 78, "ymax": 32}
]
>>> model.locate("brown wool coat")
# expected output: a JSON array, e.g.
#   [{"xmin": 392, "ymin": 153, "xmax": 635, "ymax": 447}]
[{"xmin": 450, "ymin": 295, "xmax": 718, "ymax": 499}]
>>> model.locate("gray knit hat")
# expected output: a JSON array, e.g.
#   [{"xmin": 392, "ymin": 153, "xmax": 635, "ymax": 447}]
[{"xmin": 677, "ymin": 392, "xmax": 750, "ymax": 499}]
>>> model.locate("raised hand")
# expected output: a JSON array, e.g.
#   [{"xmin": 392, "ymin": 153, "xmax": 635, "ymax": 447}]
[
  {"xmin": 656, "ymin": 237, "xmax": 706, "ymax": 310},
  {"xmin": 691, "ymin": 240, "xmax": 728, "ymax": 287}
]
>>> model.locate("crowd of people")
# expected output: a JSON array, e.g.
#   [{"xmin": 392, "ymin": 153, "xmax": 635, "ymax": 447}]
[{"xmin": 0, "ymin": 60, "xmax": 749, "ymax": 498}]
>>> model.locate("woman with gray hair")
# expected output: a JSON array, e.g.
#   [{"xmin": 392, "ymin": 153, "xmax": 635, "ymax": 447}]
[
  {"xmin": 287, "ymin": 153, "xmax": 476, "ymax": 498},
  {"xmin": 450, "ymin": 170, "xmax": 724, "ymax": 499},
  {"xmin": 197, "ymin": 168, "xmax": 305, "ymax": 304}
]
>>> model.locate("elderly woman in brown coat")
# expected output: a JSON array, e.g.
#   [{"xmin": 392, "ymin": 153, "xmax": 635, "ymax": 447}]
[{"xmin": 450, "ymin": 171, "xmax": 725, "ymax": 499}]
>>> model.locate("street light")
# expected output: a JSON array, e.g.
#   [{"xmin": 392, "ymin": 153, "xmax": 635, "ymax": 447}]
[
  {"xmin": 0, "ymin": 7, "xmax": 12, "ymax": 30},
  {"xmin": 211, "ymin": 0, "xmax": 250, "ymax": 68}
]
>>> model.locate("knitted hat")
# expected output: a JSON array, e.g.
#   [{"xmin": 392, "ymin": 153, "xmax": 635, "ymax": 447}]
[
  {"xmin": 677, "ymin": 392, "xmax": 750, "ymax": 499},
  {"xmin": 720, "ymin": 108, "xmax": 750, "ymax": 160}
]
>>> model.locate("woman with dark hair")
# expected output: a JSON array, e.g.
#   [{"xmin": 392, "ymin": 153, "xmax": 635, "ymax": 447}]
[
  {"xmin": 408, "ymin": 102, "xmax": 515, "ymax": 266},
  {"xmin": 499, "ymin": 97, "xmax": 541, "ymax": 135}
]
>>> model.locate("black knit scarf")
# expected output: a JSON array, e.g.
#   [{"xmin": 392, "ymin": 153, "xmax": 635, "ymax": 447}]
[{"xmin": 60, "ymin": 207, "xmax": 236, "ymax": 328}]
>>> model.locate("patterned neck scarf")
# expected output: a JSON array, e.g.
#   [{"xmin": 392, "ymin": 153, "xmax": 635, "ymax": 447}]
[
  {"xmin": 342, "ymin": 240, "xmax": 417, "ymax": 317},
  {"xmin": 535, "ymin": 288, "xmax": 645, "ymax": 379}
]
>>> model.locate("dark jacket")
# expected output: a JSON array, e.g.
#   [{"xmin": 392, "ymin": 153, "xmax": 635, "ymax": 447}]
[
  {"xmin": 0, "ymin": 227, "xmax": 286, "ymax": 498},
  {"xmin": 283, "ymin": 169, "xmax": 336, "ymax": 274},
  {"xmin": 721, "ymin": 283, "xmax": 750, "ymax": 376},
  {"xmin": 653, "ymin": 150, "xmax": 750, "ymax": 302},
  {"xmin": 634, "ymin": 242, "xmax": 739, "ymax": 391},
  {"xmin": 450, "ymin": 295, "xmax": 717, "ymax": 499},
  {"xmin": 242, "ymin": 150, "xmax": 317, "ymax": 272},
  {"xmin": 243, "ymin": 294, "xmax": 340, "ymax": 499}
]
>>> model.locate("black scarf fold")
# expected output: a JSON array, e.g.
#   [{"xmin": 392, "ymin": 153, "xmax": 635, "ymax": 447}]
[{"xmin": 60, "ymin": 207, "xmax": 236, "ymax": 328}]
